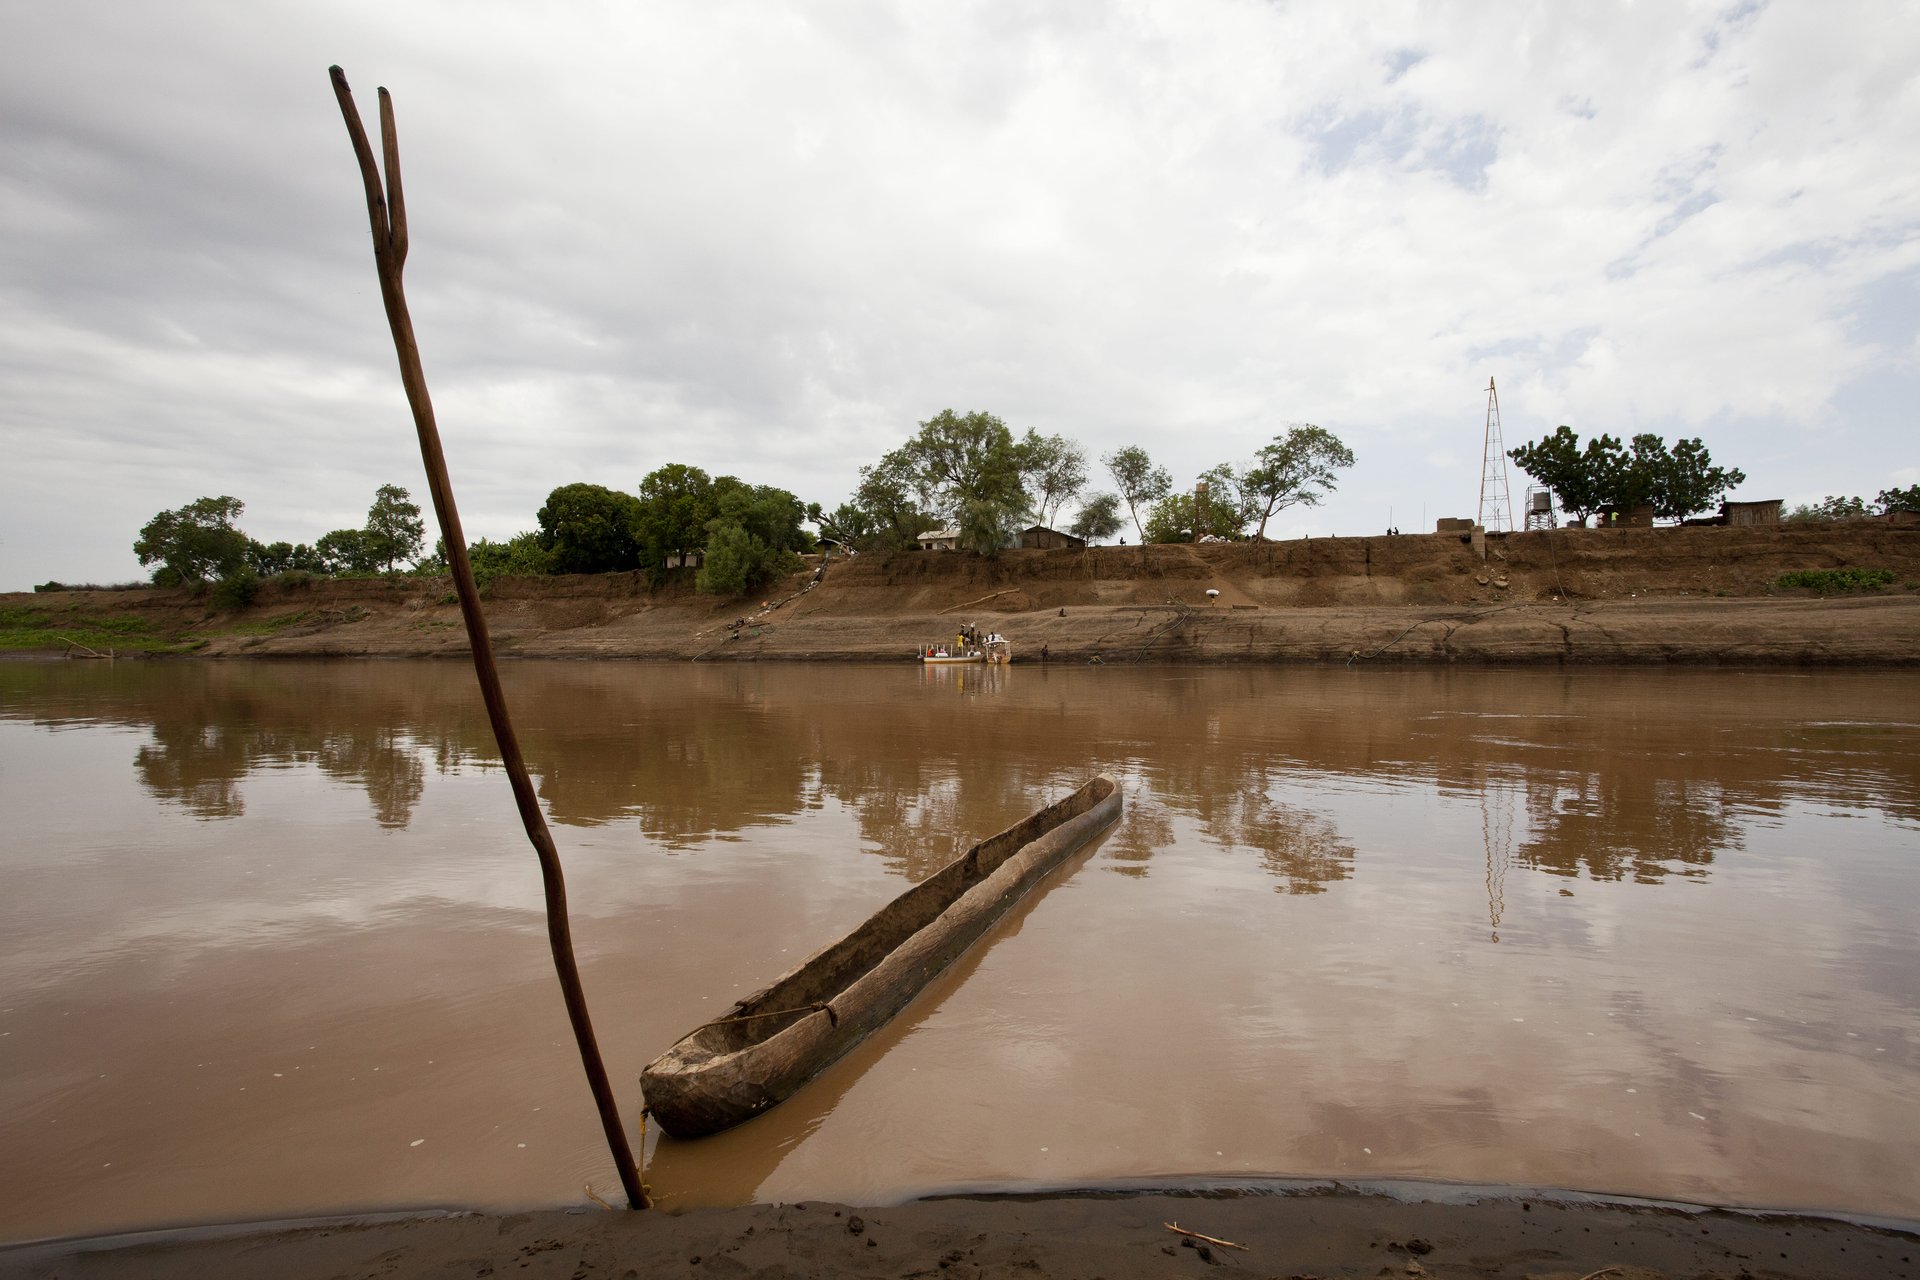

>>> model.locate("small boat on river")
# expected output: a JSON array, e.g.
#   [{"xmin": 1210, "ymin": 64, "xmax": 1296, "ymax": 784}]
[
  {"xmin": 640, "ymin": 774, "xmax": 1122, "ymax": 1138},
  {"xmin": 920, "ymin": 630, "xmax": 1012, "ymax": 665},
  {"xmin": 920, "ymin": 646, "xmax": 984, "ymax": 665}
]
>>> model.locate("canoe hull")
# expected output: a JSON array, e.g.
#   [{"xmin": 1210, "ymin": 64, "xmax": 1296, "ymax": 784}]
[{"xmin": 641, "ymin": 775, "xmax": 1122, "ymax": 1138}]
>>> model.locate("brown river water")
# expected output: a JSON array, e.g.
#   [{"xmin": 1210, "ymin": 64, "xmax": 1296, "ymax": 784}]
[{"xmin": 2, "ymin": 659, "xmax": 1917, "ymax": 1242}]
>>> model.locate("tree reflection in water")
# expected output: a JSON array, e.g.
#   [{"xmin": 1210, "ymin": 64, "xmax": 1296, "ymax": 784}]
[
  {"xmin": 12, "ymin": 661, "xmax": 1916, "ymax": 908},
  {"xmin": 1517, "ymin": 772, "xmax": 1738, "ymax": 884},
  {"xmin": 1104, "ymin": 799, "xmax": 1171, "ymax": 877}
]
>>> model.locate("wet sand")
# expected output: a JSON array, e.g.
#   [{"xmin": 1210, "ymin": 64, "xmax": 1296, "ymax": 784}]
[{"xmin": 6, "ymin": 1188, "xmax": 1916, "ymax": 1280}]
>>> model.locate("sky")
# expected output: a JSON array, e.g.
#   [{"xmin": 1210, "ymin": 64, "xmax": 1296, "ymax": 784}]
[{"xmin": 2, "ymin": 0, "xmax": 1916, "ymax": 590}]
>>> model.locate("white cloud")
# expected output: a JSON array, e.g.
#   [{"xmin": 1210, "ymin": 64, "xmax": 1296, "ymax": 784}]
[{"xmin": 2, "ymin": 0, "xmax": 1916, "ymax": 586}]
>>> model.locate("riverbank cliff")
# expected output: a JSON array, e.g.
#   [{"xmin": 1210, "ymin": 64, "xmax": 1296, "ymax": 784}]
[{"xmin": 8, "ymin": 522, "xmax": 1918, "ymax": 665}]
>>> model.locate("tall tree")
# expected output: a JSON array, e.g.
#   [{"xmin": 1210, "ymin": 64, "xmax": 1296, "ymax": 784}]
[
  {"xmin": 1102, "ymin": 445, "xmax": 1173, "ymax": 542},
  {"xmin": 888, "ymin": 409, "xmax": 1034, "ymax": 555},
  {"xmin": 633, "ymin": 464, "xmax": 718, "ymax": 570},
  {"xmin": 537, "ymin": 482, "xmax": 642, "ymax": 574},
  {"xmin": 1240, "ymin": 424, "xmax": 1355, "ymax": 540},
  {"xmin": 1020, "ymin": 430, "xmax": 1089, "ymax": 530},
  {"xmin": 134, "ymin": 496, "xmax": 251, "ymax": 586},
  {"xmin": 363, "ymin": 483, "xmax": 426, "ymax": 572}
]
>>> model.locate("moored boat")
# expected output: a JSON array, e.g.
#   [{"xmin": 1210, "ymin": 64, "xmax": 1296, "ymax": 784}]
[
  {"xmin": 640, "ymin": 774, "xmax": 1123, "ymax": 1138},
  {"xmin": 920, "ymin": 646, "xmax": 984, "ymax": 664}
]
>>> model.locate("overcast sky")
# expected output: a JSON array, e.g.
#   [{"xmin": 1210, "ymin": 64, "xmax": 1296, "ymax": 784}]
[{"xmin": 3, "ymin": 0, "xmax": 1915, "ymax": 589}]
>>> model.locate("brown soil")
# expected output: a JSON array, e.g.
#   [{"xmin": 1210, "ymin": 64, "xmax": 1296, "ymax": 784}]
[
  {"xmin": 10, "ymin": 523, "xmax": 1920, "ymax": 665},
  {"xmin": 4, "ymin": 1190, "xmax": 1913, "ymax": 1280}
]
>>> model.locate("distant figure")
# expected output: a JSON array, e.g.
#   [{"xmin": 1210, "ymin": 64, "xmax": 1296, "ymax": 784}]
[{"xmin": 1041, "ymin": 643, "xmax": 1050, "ymax": 663}]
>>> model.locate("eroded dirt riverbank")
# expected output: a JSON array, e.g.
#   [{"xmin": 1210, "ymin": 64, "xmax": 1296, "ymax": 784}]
[{"xmin": 9, "ymin": 523, "xmax": 1920, "ymax": 664}]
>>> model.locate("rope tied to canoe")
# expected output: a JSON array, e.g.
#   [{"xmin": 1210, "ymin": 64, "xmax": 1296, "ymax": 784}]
[{"xmin": 701, "ymin": 1000, "xmax": 838, "ymax": 1030}]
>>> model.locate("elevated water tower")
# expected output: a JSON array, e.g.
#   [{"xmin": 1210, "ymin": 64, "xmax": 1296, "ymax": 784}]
[{"xmin": 1524, "ymin": 484, "xmax": 1557, "ymax": 530}]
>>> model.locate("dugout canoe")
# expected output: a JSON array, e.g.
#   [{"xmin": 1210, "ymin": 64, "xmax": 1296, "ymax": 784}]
[{"xmin": 640, "ymin": 774, "xmax": 1123, "ymax": 1138}]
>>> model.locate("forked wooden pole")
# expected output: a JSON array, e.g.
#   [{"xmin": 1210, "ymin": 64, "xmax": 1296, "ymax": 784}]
[{"xmin": 327, "ymin": 65, "xmax": 647, "ymax": 1210}]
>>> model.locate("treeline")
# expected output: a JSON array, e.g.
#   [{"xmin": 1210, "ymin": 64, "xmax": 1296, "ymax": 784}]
[
  {"xmin": 811, "ymin": 411, "xmax": 1357, "ymax": 552},
  {"xmin": 131, "ymin": 486, "xmax": 428, "ymax": 604},
  {"xmin": 1784, "ymin": 487, "xmax": 1920, "ymax": 522},
  {"xmin": 125, "ymin": 406, "xmax": 1864, "ymax": 603},
  {"xmin": 128, "ymin": 469, "xmax": 814, "ymax": 601},
  {"xmin": 123, "ymin": 409, "xmax": 1361, "ymax": 601}
]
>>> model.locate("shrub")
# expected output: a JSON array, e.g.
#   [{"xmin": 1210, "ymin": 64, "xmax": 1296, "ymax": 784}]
[
  {"xmin": 1775, "ymin": 568, "xmax": 1895, "ymax": 593},
  {"xmin": 212, "ymin": 569, "xmax": 261, "ymax": 610},
  {"xmin": 33, "ymin": 581, "xmax": 66, "ymax": 593}
]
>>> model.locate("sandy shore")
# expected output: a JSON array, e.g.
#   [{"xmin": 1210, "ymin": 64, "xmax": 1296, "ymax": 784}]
[{"xmin": 6, "ymin": 1187, "xmax": 1916, "ymax": 1280}]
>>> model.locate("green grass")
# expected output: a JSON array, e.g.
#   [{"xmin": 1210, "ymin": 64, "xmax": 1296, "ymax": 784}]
[
  {"xmin": 1775, "ymin": 568, "xmax": 1896, "ymax": 593},
  {"xmin": 220, "ymin": 610, "xmax": 309, "ymax": 637},
  {"xmin": 0, "ymin": 628, "xmax": 194, "ymax": 654},
  {"xmin": 0, "ymin": 606, "xmax": 193, "ymax": 653}
]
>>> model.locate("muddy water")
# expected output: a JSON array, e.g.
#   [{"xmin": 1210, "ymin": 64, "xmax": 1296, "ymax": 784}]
[{"xmin": 1, "ymin": 660, "xmax": 1917, "ymax": 1241}]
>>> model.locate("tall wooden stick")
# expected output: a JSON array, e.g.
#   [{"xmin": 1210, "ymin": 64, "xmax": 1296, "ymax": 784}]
[{"xmin": 328, "ymin": 65, "xmax": 647, "ymax": 1210}]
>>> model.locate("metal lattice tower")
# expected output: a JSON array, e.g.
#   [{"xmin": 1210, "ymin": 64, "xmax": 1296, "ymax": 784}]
[{"xmin": 1478, "ymin": 376, "xmax": 1515, "ymax": 532}]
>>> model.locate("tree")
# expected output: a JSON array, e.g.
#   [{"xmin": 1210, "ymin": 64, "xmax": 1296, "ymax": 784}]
[
  {"xmin": 1144, "ymin": 493, "xmax": 1198, "ymax": 543},
  {"xmin": 1193, "ymin": 462, "xmax": 1251, "ymax": 538},
  {"xmin": 1102, "ymin": 446, "xmax": 1173, "ymax": 542},
  {"xmin": 1020, "ymin": 431, "xmax": 1089, "ymax": 530},
  {"xmin": 134, "ymin": 496, "xmax": 251, "ymax": 586},
  {"xmin": 363, "ymin": 484, "xmax": 426, "ymax": 572},
  {"xmin": 1510, "ymin": 428, "xmax": 1743, "ymax": 524},
  {"xmin": 247, "ymin": 539, "xmax": 322, "ymax": 576},
  {"xmin": 850, "ymin": 453, "xmax": 938, "ymax": 551},
  {"xmin": 315, "ymin": 527, "xmax": 375, "ymax": 575},
  {"xmin": 1507, "ymin": 427, "xmax": 1619, "ymax": 525},
  {"xmin": 1651, "ymin": 437, "xmax": 1745, "ymax": 521},
  {"xmin": 879, "ymin": 410, "xmax": 1034, "ymax": 555},
  {"xmin": 537, "ymin": 482, "xmax": 642, "ymax": 575},
  {"xmin": 467, "ymin": 532, "xmax": 554, "ymax": 586},
  {"xmin": 806, "ymin": 500, "xmax": 873, "ymax": 551},
  {"xmin": 1067, "ymin": 492, "xmax": 1123, "ymax": 543},
  {"xmin": 696, "ymin": 479, "xmax": 809, "ymax": 595},
  {"xmin": 1240, "ymin": 425, "xmax": 1355, "ymax": 540},
  {"xmin": 1143, "ymin": 468, "xmax": 1246, "ymax": 543},
  {"xmin": 1785, "ymin": 495, "xmax": 1871, "ymax": 522},
  {"xmin": 1876, "ymin": 485, "xmax": 1920, "ymax": 513},
  {"xmin": 633, "ymin": 464, "xmax": 718, "ymax": 571}
]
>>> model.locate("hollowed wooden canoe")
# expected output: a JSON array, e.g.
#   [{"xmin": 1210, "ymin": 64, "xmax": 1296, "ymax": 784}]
[{"xmin": 640, "ymin": 774, "xmax": 1122, "ymax": 1138}]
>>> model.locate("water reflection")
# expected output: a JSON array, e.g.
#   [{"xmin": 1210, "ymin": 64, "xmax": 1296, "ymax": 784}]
[
  {"xmin": 3, "ymin": 662, "xmax": 1920, "ymax": 1235},
  {"xmin": 5, "ymin": 664, "xmax": 1917, "ymax": 897},
  {"xmin": 1518, "ymin": 773, "xmax": 1736, "ymax": 884},
  {"xmin": 1204, "ymin": 789, "xmax": 1356, "ymax": 894}
]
